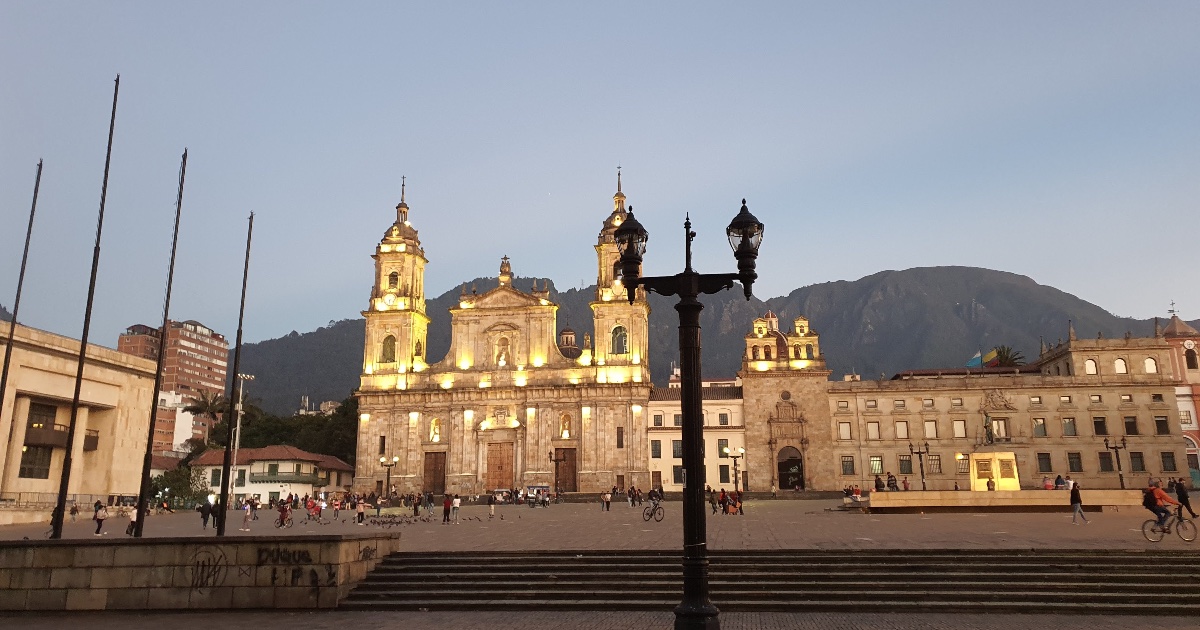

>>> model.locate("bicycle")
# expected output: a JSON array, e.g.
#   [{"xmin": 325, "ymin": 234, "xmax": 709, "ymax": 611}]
[
  {"xmin": 1142, "ymin": 506, "xmax": 1197, "ymax": 542},
  {"xmin": 274, "ymin": 513, "xmax": 294, "ymax": 529},
  {"xmin": 642, "ymin": 500, "xmax": 664, "ymax": 522}
]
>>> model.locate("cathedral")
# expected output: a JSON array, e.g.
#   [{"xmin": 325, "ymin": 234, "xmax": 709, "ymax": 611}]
[
  {"xmin": 354, "ymin": 177, "xmax": 653, "ymax": 495},
  {"xmin": 355, "ymin": 178, "xmax": 1191, "ymax": 496}
]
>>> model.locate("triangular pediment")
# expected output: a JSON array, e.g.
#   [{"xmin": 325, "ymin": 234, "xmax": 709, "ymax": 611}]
[{"xmin": 473, "ymin": 285, "xmax": 546, "ymax": 309}]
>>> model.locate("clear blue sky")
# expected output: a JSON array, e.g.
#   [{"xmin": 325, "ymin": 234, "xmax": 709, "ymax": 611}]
[{"xmin": 2, "ymin": 3, "xmax": 1197, "ymax": 346}]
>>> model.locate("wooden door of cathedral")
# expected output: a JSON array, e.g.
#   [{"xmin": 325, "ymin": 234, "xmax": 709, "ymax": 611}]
[
  {"xmin": 485, "ymin": 443, "xmax": 514, "ymax": 490},
  {"xmin": 423, "ymin": 452, "xmax": 446, "ymax": 495},
  {"xmin": 556, "ymin": 448, "xmax": 578, "ymax": 493}
]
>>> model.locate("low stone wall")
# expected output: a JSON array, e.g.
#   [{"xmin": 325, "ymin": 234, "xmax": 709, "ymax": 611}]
[
  {"xmin": 868, "ymin": 489, "xmax": 1142, "ymax": 513},
  {"xmin": 0, "ymin": 532, "xmax": 400, "ymax": 610}
]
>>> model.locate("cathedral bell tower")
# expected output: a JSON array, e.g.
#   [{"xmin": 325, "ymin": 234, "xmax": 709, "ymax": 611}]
[
  {"xmin": 590, "ymin": 169, "xmax": 650, "ymax": 378},
  {"xmin": 361, "ymin": 179, "xmax": 431, "ymax": 390}
]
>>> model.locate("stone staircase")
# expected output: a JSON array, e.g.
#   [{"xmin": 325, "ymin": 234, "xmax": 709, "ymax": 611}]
[{"xmin": 340, "ymin": 549, "xmax": 1200, "ymax": 614}]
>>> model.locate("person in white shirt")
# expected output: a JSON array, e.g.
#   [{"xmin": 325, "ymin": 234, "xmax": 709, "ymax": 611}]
[{"xmin": 451, "ymin": 494, "xmax": 461, "ymax": 523}]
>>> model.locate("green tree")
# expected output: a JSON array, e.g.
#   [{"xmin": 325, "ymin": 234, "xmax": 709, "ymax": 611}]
[
  {"xmin": 152, "ymin": 465, "xmax": 207, "ymax": 506},
  {"xmin": 992, "ymin": 345, "xmax": 1026, "ymax": 367}
]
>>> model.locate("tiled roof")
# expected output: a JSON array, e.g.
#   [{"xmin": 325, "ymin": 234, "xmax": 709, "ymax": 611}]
[
  {"xmin": 1164, "ymin": 315, "xmax": 1200, "ymax": 338},
  {"xmin": 150, "ymin": 455, "xmax": 183, "ymax": 472},
  {"xmin": 650, "ymin": 386, "xmax": 743, "ymax": 401},
  {"xmin": 191, "ymin": 445, "xmax": 340, "ymax": 468}
]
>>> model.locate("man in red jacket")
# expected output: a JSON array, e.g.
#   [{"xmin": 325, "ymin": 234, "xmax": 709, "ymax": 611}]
[{"xmin": 1145, "ymin": 480, "xmax": 1179, "ymax": 530}]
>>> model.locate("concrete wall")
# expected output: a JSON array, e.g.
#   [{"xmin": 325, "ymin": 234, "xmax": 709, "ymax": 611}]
[{"xmin": 0, "ymin": 532, "xmax": 399, "ymax": 611}]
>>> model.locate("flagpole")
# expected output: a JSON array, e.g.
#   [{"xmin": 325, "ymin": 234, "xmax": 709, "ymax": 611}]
[
  {"xmin": 216, "ymin": 213, "xmax": 254, "ymax": 537},
  {"xmin": 134, "ymin": 149, "xmax": 188, "ymax": 537},
  {"xmin": 0, "ymin": 160, "xmax": 44, "ymax": 492},
  {"xmin": 51, "ymin": 74, "xmax": 119, "ymax": 540}
]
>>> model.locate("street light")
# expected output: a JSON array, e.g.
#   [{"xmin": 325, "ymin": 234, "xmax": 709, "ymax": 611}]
[
  {"xmin": 1104, "ymin": 436, "xmax": 1128, "ymax": 490},
  {"xmin": 548, "ymin": 450, "xmax": 566, "ymax": 497},
  {"xmin": 909, "ymin": 442, "xmax": 931, "ymax": 491},
  {"xmin": 722, "ymin": 446, "xmax": 746, "ymax": 492},
  {"xmin": 379, "ymin": 455, "xmax": 399, "ymax": 497},
  {"xmin": 232, "ymin": 373, "xmax": 255, "ymax": 491},
  {"xmin": 615, "ymin": 199, "xmax": 764, "ymax": 630}
]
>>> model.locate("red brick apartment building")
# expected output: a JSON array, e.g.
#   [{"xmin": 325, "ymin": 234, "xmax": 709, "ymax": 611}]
[{"xmin": 117, "ymin": 320, "xmax": 229, "ymax": 451}]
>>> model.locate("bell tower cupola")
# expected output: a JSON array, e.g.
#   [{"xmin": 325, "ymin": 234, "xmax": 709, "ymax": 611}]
[
  {"xmin": 361, "ymin": 177, "xmax": 431, "ymax": 390},
  {"xmin": 590, "ymin": 169, "xmax": 650, "ymax": 380}
]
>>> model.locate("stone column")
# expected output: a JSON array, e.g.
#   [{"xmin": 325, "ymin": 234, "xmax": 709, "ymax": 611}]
[
  {"xmin": 67, "ymin": 406, "xmax": 90, "ymax": 497},
  {"xmin": 1, "ymin": 396, "xmax": 31, "ymax": 491}
]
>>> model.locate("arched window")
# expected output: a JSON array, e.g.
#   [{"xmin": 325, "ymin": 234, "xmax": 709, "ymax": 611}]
[
  {"xmin": 1144, "ymin": 357, "xmax": 1157, "ymax": 374},
  {"xmin": 388, "ymin": 271, "xmax": 399, "ymax": 290},
  {"xmin": 414, "ymin": 341, "xmax": 423, "ymax": 358},
  {"xmin": 805, "ymin": 344, "xmax": 814, "ymax": 360},
  {"xmin": 1054, "ymin": 365, "xmax": 1061, "ymax": 376},
  {"xmin": 380, "ymin": 335, "xmax": 396, "ymax": 363},
  {"xmin": 495, "ymin": 337, "xmax": 510, "ymax": 367},
  {"xmin": 752, "ymin": 346, "xmax": 760, "ymax": 360},
  {"xmin": 763, "ymin": 346, "xmax": 772, "ymax": 360},
  {"xmin": 1114, "ymin": 358, "xmax": 1128, "ymax": 374},
  {"xmin": 1187, "ymin": 349, "xmax": 1199, "ymax": 370},
  {"xmin": 1084, "ymin": 359, "xmax": 1097, "ymax": 375},
  {"xmin": 611, "ymin": 326, "xmax": 628, "ymax": 355},
  {"xmin": 793, "ymin": 344, "xmax": 802, "ymax": 359}
]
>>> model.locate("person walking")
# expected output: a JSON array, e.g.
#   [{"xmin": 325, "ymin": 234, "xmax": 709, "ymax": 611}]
[
  {"xmin": 488, "ymin": 492, "xmax": 496, "ymax": 517},
  {"xmin": 770, "ymin": 484, "xmax": 777, "ymax": 499},
  {"xmin": 198, "ymin": 502, "xmax": 212, "ymax": 530},
  {"xmin": 93, "ymin": 504, "xmax": 109, "ymax": 536},
  {"xmin": 69, "ymin": 504, "xmax": 79, "ymax": 523},
  {"xmin": 356, "ymin": 499, "xmax": 366, "ymax": 525},
  {"xmin": 710, "ymin": 489, "xmax": 719, "ymax": 514},
  {"xmin": 1176, "ymin": 478, "xmax": 1197, "ymax": 519},
  {"xmin": 125, "ymin": 507, "xmax": 138, "ymax": 536},
  {"xmin": 451, "ymin": 494, "xmax": 461, "ymax": 523},
  {"xmin": 442, "ymin": 495, "xmax": 452, "ymax": 524},
  {"xmin": 1070, "ymin": 482, "xmax": 1088, "ymax": 524},
  {"xmin": 240, "ymin": 501, "xmax": 252, "ymax": 531}
]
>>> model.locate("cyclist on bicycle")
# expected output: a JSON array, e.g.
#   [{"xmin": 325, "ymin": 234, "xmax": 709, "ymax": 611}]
[
  {"xmin": 277, "ymin": 500, "xmax": 291, "ymax": 525},
  {"xmin": 1144, "ymin": 480, "xmax": 1179, "ymax": 530}
]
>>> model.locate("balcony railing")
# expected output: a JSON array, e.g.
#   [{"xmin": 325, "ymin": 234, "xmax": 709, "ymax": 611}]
[
  {"xmin": 248, "ymin": 472, "xmax": 321, "ymax": 485},
  {"xmin": 24, "ymin": 423, "xmax": 69, "ymax": 449}
]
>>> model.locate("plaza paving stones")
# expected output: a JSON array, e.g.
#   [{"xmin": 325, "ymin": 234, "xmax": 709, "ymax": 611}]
[
  {"xmin": 0, "ymin": 610, "xmax": 1196, "ymax": 630},
  {"xmin": 2, "ymin": 498, "xmax": 1191, "ymax": 551}
]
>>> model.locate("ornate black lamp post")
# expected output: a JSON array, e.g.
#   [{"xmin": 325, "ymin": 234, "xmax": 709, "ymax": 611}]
[
  {"xmin": 909, "ymin": 441, "xmax": 931, "ymax": 491},
  {"xmin": 379, "ymin": 455, "xmax": 399, "ymax": 496},
  {"xmin": 723, "ymin": 446, "xmax": 745, "ymax": 492},
  {"xmin": 615, "ymin": 200, "xmax": 764, "ymax": 630},
  {"xmin": 1104, "ymin": 436, "xmax": 1128, "ymax": 490}
]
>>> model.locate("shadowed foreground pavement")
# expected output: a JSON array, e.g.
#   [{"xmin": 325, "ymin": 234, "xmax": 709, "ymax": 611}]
[{"xmin": 0, "ymin": 610, "xmax": 1196, "ymax": 630}]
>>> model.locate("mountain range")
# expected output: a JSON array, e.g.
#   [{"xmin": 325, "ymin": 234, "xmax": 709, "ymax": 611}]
[{"xmin": 228, "ymin": 266, "xmax": 1193, "ymax": 415}]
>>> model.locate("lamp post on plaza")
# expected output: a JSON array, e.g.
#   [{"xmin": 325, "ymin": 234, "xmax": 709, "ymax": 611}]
[
  {"xmin": 1104, "ymin": 436, "xmax": 1128, "ymax": 490},
  {"xmin": 549, "ymin": 450, "xmax": 566, "ymax": 496},
  {"xmin": 909, "ymin": 442, "xmax": 930, "ymax": 491},
  {"xmin": 722, "ymin": 446, "xmax": 745, "ymax": 492},
  {"xmin": 615, "ymin": 199, "xmax": 764, "ymax": 630},
  {"xmin": 379, "ymin": 456, "xmax": 399, "ymax": 497},
  {"xmin": 231, "ymin": 373, "xmax": 255, "ymax": 486}
]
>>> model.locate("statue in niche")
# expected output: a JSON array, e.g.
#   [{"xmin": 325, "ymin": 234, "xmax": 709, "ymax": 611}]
[
  {"xmin": 559, "ymin": 414, "xmax": 571, "ymax": 439},
  {"xmin": 429, "ymin": 418, "xmax": 441, "ymax": 443},
  {"xmin": 496, "ymin": 337, "xmax": 510, "ymax": 367}
]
